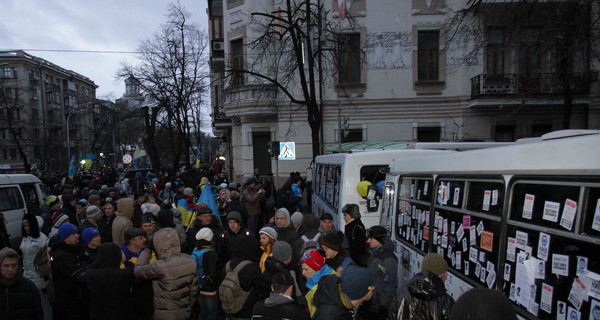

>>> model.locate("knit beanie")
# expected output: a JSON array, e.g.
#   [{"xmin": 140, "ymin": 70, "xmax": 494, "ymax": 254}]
[
  {"xmin": 291, "ymin": 211, "xmax": 303, "ymax": 226},
  {"xmin": 274, "ymin": 208, "xmax": 291, "ymax": 228},
  {"xmin": 157, "ymin": 209, "xmax": 175, "ymax": 228},
  {"xmin": 259, "ymin": 227, "xmax": 278, "ymax": 240},
  {"xmin": 422, "ymin": 253, "xmax": 448, "ymax": 276},
  {"xmin": 272, "ymin": 241, "xmax": 292, "ymax": 263},
  {"xmin": 51, "ymin": 212, "xmax": 69, "ymax": 228},
  {"xmin": 367, "ymin": 225, "xmax": 389, "ymax": 244},
  {"xmin": 58, "ymin": 223, "xmax": 78, "ymax": 241},
  {"xmin": 320, "ymin": 232, "xmax": 342, "ymax": 251},
  {"xmin": 145, "ymin": 203, "xmax": 161, "ymax": 216},
  {"xmin": 46, "ymin": 195, "xmax": 60, "ymax": 207},
  {"xmin": 82, "ymin": 227, "xmax": 100, "ymax": 244},
  {"xmin": 227, "ymin": 211, "xmax": 242, "ymax": 223},
  {"xmin": 86, "ymin": 205, "xmax": 102, "ymax": 219},
  {"xmin": 142, "ymin": 212, "xmax": 156, "ymax": 224},
  {"xmin": 449, "ymin": 288, "xmax": 517, "ymax": 320},
  {"xmin": 340, "ymin": 265, "xmax": 374, "ymax": 300},
  {"xmin": 124, "ymin": 227, "xmax": 145, "ymax": 242},
  {"xmin": 88, "ymin": 194, "xmax": 100, "ymax": 204},
  {"xmin": 301, "ymin": 250, "xmax": 325, "ymax": 272},
  {"xmin": 195, "ymin": 227, "xmax": 214, "ymax": 242},
  {"xmin": 183, "ymin": 187, "xmax": 194, "ymax": 197}
]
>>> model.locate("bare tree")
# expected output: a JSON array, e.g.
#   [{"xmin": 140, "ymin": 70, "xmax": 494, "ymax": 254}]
[
  {"xmin": 118, "ymin": 1, "xmax": 209, "ymax": 171},
  {"xmin": 0, "ymin": 79, "xmax": 33, "ymax": 173},
  {"xmin": 225, "ymin": 0, "xmax": 361, "ymax": 159},
  {"xmin": 445, "ymin": 0, "xmax": 600, "ymax": 129}
]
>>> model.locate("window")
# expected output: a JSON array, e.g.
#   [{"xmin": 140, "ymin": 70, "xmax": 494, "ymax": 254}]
[
  {"xmin": 487, "ymin": 28, "xmax": 504, "ymax": 75},
  {"xmin": 2, "ymin": 149, "xmax": 6, "ymax": 160},
  {"xmin": 230, "ymin": 39, "xmax": 245, "ymax": 86},
  {"xmin": 211, "ymin": 0, "xmax": 223, "ymax": 39},
  {"xmin": 9, "ymin": 148, "xmax": 17, "ymax": 160},
  {"xmin": 519, "ymin": 27, "xmax": 541, "ymax": 75},
  {"xmin": 418, "ymin": 31, "xmax": 439, "ymax": 81},
  {"xmin": 342, "ymin": 129, "xmax": 362, "ymax": 143},
  {"xmin": 417, "ymin": 126, "xmax": 441, "ymax": 142},
  {"xmin": 338, "ymin": 34, "xmax": 361, "ymax": 84},
  {"xmin": 1, "ymin": 67, "xmax": 16, "ymax": 79},
  {"xmin": 0, "ymin": 187, "xmax": 24, "ymax": 211}
]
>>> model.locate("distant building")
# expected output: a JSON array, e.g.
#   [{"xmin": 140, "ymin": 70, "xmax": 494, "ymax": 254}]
[
  {"xmin": 207, "ymin": 0, "xmax": 599, "ymax": 184},
  {"xmin": 0, "ymin": 50, "xmax": 97, "ymax": 171}
]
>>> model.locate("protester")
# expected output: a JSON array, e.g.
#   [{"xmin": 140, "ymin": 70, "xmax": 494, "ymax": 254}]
[
  {"xmin": 363, "ymin": 226, "xmax": 398, "ymax": 318},
  {"xmin": 342, "ymin": 203, "xmax": 368, "ymax": 267},
  {"xmin": 320, "ymin": 232, "xmax": 353, "ymax": 272},
  {"xmin": 0, "ymin": 247, "xmax": 43, "ymax": 320},
  {"xmin": 192, "ymin": 228, "xmax": 218, "ymax": 320},
  {"xmin": 251, "ymin": 271, "xmax": 310, "ymax": 320},
  {"xmin": 98, "ymin": 201, "xmax": 116, "ymax": 243},
  {"xmin": 449, "ymin": 288, "xmax": 516, "ymax": 320},
  {"xmin": 258, "ymin": 226, "xmax": 278, "ymax": 273},
  {"xmin": 300, "ymin": 250, "xmax": 335, "ymax": 317},
  {"xmin": 113, "ymin": 197, "xmax": 134, "ymax": 246}
]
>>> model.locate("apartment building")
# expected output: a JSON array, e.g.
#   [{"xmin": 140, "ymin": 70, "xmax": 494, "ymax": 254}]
[
  {"xmin": 207, "ymin": 0, "xmax": 600, "ymax": 182},
  {"xmin": 0, "ymin": 50, "xmax": 97, "ymax": 171}
]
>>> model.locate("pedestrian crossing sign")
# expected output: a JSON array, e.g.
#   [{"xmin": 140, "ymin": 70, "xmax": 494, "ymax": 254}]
[{"xmin": 278, "ymin": 142, "xmax": 295, "ymax": 160}]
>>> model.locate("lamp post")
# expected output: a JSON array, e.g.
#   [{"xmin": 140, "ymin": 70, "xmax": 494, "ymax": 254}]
[{"xmin": 66, "ymin": 105, "xmax": 88, "ymax": 161}]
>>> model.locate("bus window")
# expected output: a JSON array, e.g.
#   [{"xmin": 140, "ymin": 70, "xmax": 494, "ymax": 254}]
[
  {"xmin": 583, "ymin": 187, "xmax": 600, "ymax": 237},
  {"xmin": 0, "ymin": 187, "xmax": 24, "ymax": 211},
  {"xmin": 467, "ymin": 181, "xmax": 504, "ymax": 216},
  {"xmin": 437, "ymin": 180, "xmax": 465, "ymax": 208}
]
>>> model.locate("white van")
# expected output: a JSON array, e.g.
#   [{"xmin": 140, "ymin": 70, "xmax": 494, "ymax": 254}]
[{"xmin": 0, "ymin": 174, "xmax": 48, "ymax": 247}]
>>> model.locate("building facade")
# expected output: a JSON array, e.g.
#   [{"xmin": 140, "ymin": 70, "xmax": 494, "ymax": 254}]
[
  {"xmin": 207, "ymin": 0, "xmax": 600, "ymax": 184},
  {"xmin": 0, "ymin": 50, "xmax": 97, "ymax": 171}
]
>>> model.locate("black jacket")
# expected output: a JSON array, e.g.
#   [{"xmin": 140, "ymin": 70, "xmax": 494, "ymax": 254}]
[
  {"xmin": 252, "ymin": 293, "xmax": 310, "ymax": 320},
  {"xmin": 0, "ymin": 269, "xmax": 42, "ymax": 320},
  {"xmin": 184, "ymin": 215, "xmax": 223, "ymax": 254},
  {"xmin": 97, "ymin": 214, "xmax": 115, "ymax": 243},
  {"xmin": 81, "ymin": 243, "xmax": 135, "ymax": 320},
  {"xmin": 398, "ymin": 270, "xmax": 454, "ymax": 320},
  {"xmin": 312, "ymin": 274, "xmax": 354, "ymax": 320},
  {"xmin": 50, "ymin": 240, "xmax": 88, "ymax": 318},
  {"xmin": 324, "ymin": 248, "xmax": 353, "ymax": 272},
  {"xmin": 344, "ymin": 219, "xmax": 368, "ymax": 267}
]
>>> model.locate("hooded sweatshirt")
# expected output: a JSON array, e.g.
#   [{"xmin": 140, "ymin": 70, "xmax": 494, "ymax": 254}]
[
  {"xmin": 252, "ymin": 292, "xmax": 310, "ymax": 320},
  {"xmin": 82, "ymin": 243, "xmax": 134, "ymax": 320},
  {"xmin": 0, "ymin": 247, "xmax": 43, "ymax": 320},
  {"xmin": 274, "ymin": 208, "xmax": 299, "ymax": 247},
  {"xmin": 134, "ymin": 228, "xmax": 199, "ymax": 320},
  {"xmin": 112, "ymin": 198, "xmax": 134, "ymax": 246}
]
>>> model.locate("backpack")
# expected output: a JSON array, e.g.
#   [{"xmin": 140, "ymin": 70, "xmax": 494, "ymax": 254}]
[
  {"xmin": 300, "ymin": 233, "xmax": 322, "ymax": 256},
  {"xmin": 191, "ymin": 248, "xmax": 211, "ymax": 289},
  {"xmin": 218, "ymin": 260, "xmax": 252, "ymax": 314}
]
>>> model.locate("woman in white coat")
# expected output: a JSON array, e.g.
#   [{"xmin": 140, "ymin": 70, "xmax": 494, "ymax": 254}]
[{"xmin": 20, "ymin": 213, "xmax": 52, "ymax": 320}]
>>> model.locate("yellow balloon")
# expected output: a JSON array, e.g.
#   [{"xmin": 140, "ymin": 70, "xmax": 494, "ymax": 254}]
[{"xmin": 356, "ymin": 180, "xmax": 372, "ymax": 197}]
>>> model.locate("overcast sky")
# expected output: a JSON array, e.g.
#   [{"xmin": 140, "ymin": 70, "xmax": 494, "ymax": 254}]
[{"xmin": 0, "ymin": 0, "xmax": 209, "ymax": 100}]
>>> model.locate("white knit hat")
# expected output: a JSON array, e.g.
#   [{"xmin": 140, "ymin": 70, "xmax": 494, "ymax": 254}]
[
  {"xmin": 196, "ymin": 227, "xmax": 214, "ymax": 242},
  {"xmin": 259, "ymin": 226, "xmax": 278, "ymax": 240}
]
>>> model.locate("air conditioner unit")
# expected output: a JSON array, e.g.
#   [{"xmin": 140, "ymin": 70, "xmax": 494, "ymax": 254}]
[{"xmin": 212, "ymin": 41, "xmax": 224, "ymax": 51}]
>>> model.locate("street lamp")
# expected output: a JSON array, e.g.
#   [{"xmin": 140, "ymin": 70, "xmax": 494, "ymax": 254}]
[{"xmin": 66, "ymin": 105, "xmax": 88, "ymax": 161}]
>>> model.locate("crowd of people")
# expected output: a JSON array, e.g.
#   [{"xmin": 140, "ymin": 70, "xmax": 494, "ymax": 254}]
[{"xmin": 0, "ymin": 167, "xmax": 518, "ymax": 320}]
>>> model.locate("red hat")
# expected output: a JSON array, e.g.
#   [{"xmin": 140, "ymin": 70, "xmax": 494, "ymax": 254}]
[{"xmin": 301, "ymin": 250, "xmax": 325, "ymax": 272}]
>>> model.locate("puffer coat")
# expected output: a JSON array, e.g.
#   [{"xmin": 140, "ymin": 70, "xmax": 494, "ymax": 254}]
[
  {"xmin": 112, "ymin": 198, "xmax": 134, "ymax": 246},
  {"xmin": 134, "ymin": 227, "xmax": 199, "ymax": 320},
  {"xmin": 397, "ymin": 270, "xmax": 454, "ymax": 320}
]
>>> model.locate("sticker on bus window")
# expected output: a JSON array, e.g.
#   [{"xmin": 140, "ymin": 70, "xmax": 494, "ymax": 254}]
[
  {"xmin": 559, "ymin": 199, "xmax": 577, "ymax": 231},
  {"xmin": 480, "ymin": 230, "xmax": 494, "ymax": 252},
  {"xmin": 576, "ymin": 256, "xmax": 588, "ymax": 278},
  {"xmin": 424, "ymin": 181, "xmax": 429, "ymax": 196},
  {"xmin": 469, "ymin": 247, "xmax": 478, "ymax": 263},
  {"xmin": 515, "ymin": 230, "xmax": 528, "ymax": 250},
  {"xmin": 568, "ymin": 278, "xmax": 589, "ymax": 311},
  {"xmin": 477, "ymin": 221, "xmax": 484, "ymax": 236},
  {"xmin": 542, "ymin": 201, "xmax": 560, "ymax": 222},
  {"xmin": 567, "ymin": 306, "xmax": 581, "ymax": 320},
  {"xmin": 509, "ymin": 283, "xmax": 516, "ymax": 301},
  {"xmin": 453, "ymin": 187, "xmax": 460, "ymax": 206},
  {"xmin": 504, "ymin": 263, "xmax": 511, "ymax": 281},
  {"xmin": 556, "ymin": 301, "xmax": 567, "ymax": 320},
  {"xmin": 540, "ymin": 283, "xmax": 553, "ymax": 314},
  {"xmin": 552, "ymin": 254, "xmax": 569, "ymax": 276},
  {"xmin": 462, "ymin": 238, "xmax": 468, "ymax": 252},
  {"xmin": 537, "ymin": 232, "xmax": 551, "ymax": 262},
  {"xmin": 523, "ymin": 194, "xmax": 535, "ymax": 219},
  {"xmin": 527, "ymin": 301, "xmax": 539, "ymax": 317},
  {"xmin": 480, "ymin": 267, "xmax": 486, "ymax": 283},
  {"xmin": 475, "ymin": 262, "xmax": 481, "ymax": 278},
  {"xmin": 483, "ymin": 190, "xmax": 491, "ymax": 211},
  {"xmin": 443, "ymin": 219, "xmax": 448, "ymax": 235},
  {"xmin": 492, "ymin": 189, "xmax": 499, "ymax": 206},
  {"xmin": 464, "ymin": 261, "xmax": 470, "ymax": 276},
  {"xmin": 456, "ymin": 251, "xmax": 462, "ymax": 270},
  {"xmin": 593, "ymin": 199, "xmax": 600, "ymax": 232},
  {"xmin": 456, "ymin": 224, "xmax": 464, "ymax": 242},
  {"xmin": 590, "ymin": 299, "xmax": 600, "ymax": 320},
  {"xmin": 450, "ymin": 221, "xmax": 455, "ymax": 235},
  {"xmin": 506, "ymin": 237, "xmax": 517, "ymax": 262},
  {"xmin": 470, "ymin": 226, "xmax": 477, "ymax": 246},
  {"xmin": 463, "ymin": 215, "xmax": 471, "ymax": 229}
]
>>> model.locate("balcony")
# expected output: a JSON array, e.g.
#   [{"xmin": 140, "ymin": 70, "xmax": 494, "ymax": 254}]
[
  {"xmin": 471, "ymin": 72, "xmax": 594, "ymax": 99},
  {"xmin": 222, "ymin": 84, "xmax": 278, "ymax": 118}
]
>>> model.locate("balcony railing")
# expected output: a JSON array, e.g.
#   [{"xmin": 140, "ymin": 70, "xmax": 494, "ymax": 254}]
[
  {"xmin": 222, "ymin": 84, "xmax": 278, "ymax": 118},
  {"xmin": 471, "ymin": 72, "xmax": 594, "ymax": 99}
]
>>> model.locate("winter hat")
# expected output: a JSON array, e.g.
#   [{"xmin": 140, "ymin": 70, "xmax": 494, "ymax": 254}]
[
  {"xmin": 272, "ymin": 241, "xmax": 293, "ymax": 263},
  {"xmin": 320, "ymin": 213, "xmax": 333, "ymax": 221},
  {"xmin": 259, "ymin": 227, "xmax": 278, "ymax": 240},
  {"xmin": 422, "ymin": 253, "xmax": 448, "ymax": 276},
  {"xmin": 142, "ymin": 213, "xmax": 157, "ymax": 224},
  {"xmin": 124, "ymin": 228, "xmax": 145, "ymax": 242},
  {"xmin": 82, "ymin": 227, "xmax": 100, "ymax": 244},
  {"xmin": 320, "ymin": 232, "xmax": 342, "ymax": 251},
  {"xmin": 367, "ymin": 226, "xmax": 389, "ymax": 244},
  {"xmin": 291, "ymin": 212, "xmax": 303, "ymax": 226},
  {"xmin": 301, "ymin": 250, "xmax": 325, "ymax": 272},
  {"xmin": 145, "ymin": 203, "xmax": 161, "ymax": 216},
  {"xmin": 227, "ymin": 211, "xmax": 242, "ymax": 223},
  {"xmin": 219, "ymin": 183, "xmax": 228, "ymax": 189},
  {"xmin": 183, "ymin": 187, "xmax": 194, "ymax": 197},
  {"xmin": 275, "ymin": 208, "xmax": 291, "ymax": 228},
  {"xmin": 195, "ymin": 227, "xmax": 214, "ymax": 242},
  {"xmin": 165, "ymin": 182, "xmax": 172, "ymax": 188},
  {"xmin": 88, "ymin": 194, "xmax": 100, "ymax": 204},
  {"xmin": 194, "ymin": 204, "xmax": 212, "ymax": 214},
  {"xmin": 46, "ymin": 195, "xmax": 60, "ymax": 207},
  {"xmin": 86, "ymin": 205, "xmax": 102, "ymax": 219},
  {"xmin": 340, "ymin": 265, "xmax": 374, "ymax": 300},
  {"xmin": 58, "ymin": 223, "xmax": 78, "ymax": 241},
  {"xmin": 449, "ymin": 288, "xmax": 517, "ymax": 320},
  {"xmin": 157, "ymin": 209, "xmax": 175, "ymax": 228},
  {"xmin": 51, "ymin": 212, "xmax": 69, "ymax": 228},
  {"xmin": 342, "ymin": 203, "xmax": 361, "ymax": 219}
]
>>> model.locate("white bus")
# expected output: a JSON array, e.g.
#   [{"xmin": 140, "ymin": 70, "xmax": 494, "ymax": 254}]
[
  {"xmin": 381, "ymin": 130, "xmax": 600, "ymax": 320},
  {"xmin": 311, "ymin": 143, "xmax": 509, "ymax": 231}
]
